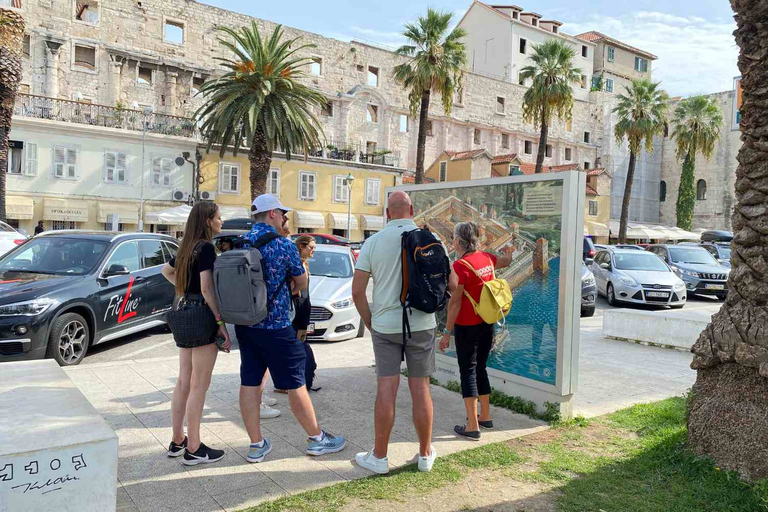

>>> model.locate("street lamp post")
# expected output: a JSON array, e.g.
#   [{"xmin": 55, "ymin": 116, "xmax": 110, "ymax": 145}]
[
  {"xmin": 345, "ymin": 173, "xmax": 355, "ymax": 240},
  {"xmin": 136, "ymin": 105, "xmax": 153, "ymax": 232}
]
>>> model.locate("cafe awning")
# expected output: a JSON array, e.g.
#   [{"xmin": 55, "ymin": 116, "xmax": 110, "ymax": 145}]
[
  {"xmin": 584, "ymin": 221, "xmax": 609, "ymax": 237},
  {"xmin": 97, "ymin": 202, "xmax": 139, "ymax": 224},
  {"xmin": 360, "ymin": 215, "xmax": 385, "ymax": 231},
  {"xmin": 328, "ymin": 212, "xmax": 359, "ymax": 230},
  {"xmin": 43, "ymin": 198, "xmax": 89, "ymax": 222},
  {"xmin": 219, "ymin": 206, "xmax": 250, "ymax": 220},
  {"xmin": 6, "ymin": 196, "xmax": 34, "ymax": 220},
  {"xmin": 145, "ymin": 205, "xmax": 192, "ymax": 224},
  {"xmin": 294, "ymin": 210, "xmax": 326, "ymax": 229}
]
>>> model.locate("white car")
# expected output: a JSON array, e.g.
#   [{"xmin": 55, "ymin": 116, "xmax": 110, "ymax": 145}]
[
  {"xmin": 306, "ymin": 245, "xmax": 364, "ymax": 342},
  {"xmin": 0, "ymin": 221, "xmax": 27, "ymax": 256}
]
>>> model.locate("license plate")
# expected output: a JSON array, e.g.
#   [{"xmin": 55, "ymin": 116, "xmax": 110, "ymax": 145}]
[
  {"xmin": 306, "ymin": 323, "xmax": 315, "ymax": 334},
  {"xmin": 705, "ymin": 284, "xmax": 725, "ymax": 290},
  {"xmin": 646, "ymin": 291, "xmax": 669, "ymax": 298}
]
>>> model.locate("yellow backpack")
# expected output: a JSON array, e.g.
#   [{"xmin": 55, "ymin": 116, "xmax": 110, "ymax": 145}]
[{"xmin": 458, "ymin": 258, "xmax": 513, "ymax": 324}]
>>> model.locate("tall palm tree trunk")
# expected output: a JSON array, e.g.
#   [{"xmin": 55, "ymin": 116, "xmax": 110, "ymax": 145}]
[
  {"xmin": 687, "ymin": 0, "xmax": 768, "ymax": 483},
  {"xmin": 618, "ymin": 151, "xmax": 636, "ymax": 243},
  {"xmin": 535, "ymin": 105, "xmax": 548, "ymax": 174},
  {"xmin": 414, "ymin": 88, "xmax": 431, "ymax": 184},
  {"xmin": 675, "ymin": 151, "xmax": 697, "ymax": 230},
  {"xmin": 248, "ymin": 125, "xmax": 272, "ymax": 200},
  {"xmin": 0, "ymin": 9, "xmax": 25, "ymax": 222}
]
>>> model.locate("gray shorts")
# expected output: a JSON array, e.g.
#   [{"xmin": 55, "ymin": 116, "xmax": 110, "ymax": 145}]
[{"xmin": 372, "ymin": 328, "xmax": 436, "ymax": 378}]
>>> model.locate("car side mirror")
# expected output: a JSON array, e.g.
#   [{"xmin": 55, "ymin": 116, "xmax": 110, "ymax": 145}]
[
  {"xmin": 600, "ymin": 262, "xmax": 610, "ymax": 270},
  {"xmin": 105, "ymin": 264, "xmax": 130, "ymax": 277},
  {"xmin": 585, "ymin": 258, "xmax": 594, "ymax": 266}
]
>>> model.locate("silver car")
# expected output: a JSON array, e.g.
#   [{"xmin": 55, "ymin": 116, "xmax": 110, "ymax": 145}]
[{"xmin": 591, "ymin": 248, "xmax": 686, "ymax": 308}]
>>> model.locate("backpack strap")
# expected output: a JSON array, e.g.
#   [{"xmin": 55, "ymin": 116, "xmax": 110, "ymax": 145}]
[
  {"xmin": 457, "ymin": 257, "xmax": 495, "ymax": 314},
  {"xmin": 401, "ymin": 230, "xmax": 413, "ymax": 343},
  {"xmin": 252, "ymin": 231, "xmax": 291, "ymax": 308}
]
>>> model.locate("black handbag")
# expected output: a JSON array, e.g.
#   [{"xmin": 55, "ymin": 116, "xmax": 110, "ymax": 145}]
[{"xmin": 166, "ymin": 243, "xmax": 219, "ymax": 347}]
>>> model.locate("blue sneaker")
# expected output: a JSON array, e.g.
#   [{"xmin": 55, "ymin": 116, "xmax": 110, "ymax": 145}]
[
  {"xmin": 246, "ymin": 438, "xmax": 272, "ymax": 463},
  {"xmin": 306, "ymin": 430, "xmax": 346, "ymax": 456}
]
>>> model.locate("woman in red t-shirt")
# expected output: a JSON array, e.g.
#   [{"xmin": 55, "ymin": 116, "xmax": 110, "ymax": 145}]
[{"xmin": 439, "ymin": 221, "xmax": 511, "ymax": 440}]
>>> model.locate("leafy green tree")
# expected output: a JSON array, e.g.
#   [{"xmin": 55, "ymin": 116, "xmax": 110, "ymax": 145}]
[
  {"xmin": 393, "ymin": 9, "xmax": 466, "ymax": 184},
  {"xmin": 613, "ymin": 79, "xmax": 669, "ymax": 243},
  {"xmin": 519, "ymin": 40, "xmax": 582, "ymax": 174},
  {"xmin": 196, "ymin": 23, "xmax": 326, "ymax": 199},
  {"xmin": 0, "ymin": 8, "xmax": 25, "ymax": 221},
  {"xmin": 671, "ymin": 95, "xmax": 723, "ymax": 230}
]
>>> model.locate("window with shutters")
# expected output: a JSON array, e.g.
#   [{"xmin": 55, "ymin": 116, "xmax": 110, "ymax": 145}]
[
  {"xmin": 268, "ymin": 168, "xmax": 281, "ymax": 196},
  {"xmin": 104, "ymin": 151, "xmax": 127, "ymax": 183},
  {"xmin": 439, "ymin": 161, "xmax": 447, "ymax": 182},
  {"xmin": 606, "ymin": 79, "xmax": 614, "ymax": 93},
  {"xmin": 635, "ymin": 57, "xmax": 648, "ymax": 72},
  {"xmin": 151, "ymin": 157, "xmax": 173, "ymax": 187},
  {"xmin": 607, "ymin": 47, "xmax": 615, "ymax": 62},
  {"xmin": 333, "ymin": 175, "xmax": 349, "ymax": 203},
  {"xmin": 25, "ymin": 142, "xmax": 37, "ymax": 176},
  {"xmin": 219, "ymin": 163, "xmax": 240, "ymax": 193},
  {"xmin": 53, "ymin": 146, "xmax": 78, "ymax": 179},
  {"xmin": 299, "ymin": 171, "xmax": 317, "ymax": 200},
  {"xmin": 588, "ymin": 201, "xmax": 598, "ymax": 216},
  {"xmin": 365, "ymin": 178, "xmax": 381, "ymax": 205},
  {"xmin": 7, "ymin": 141, "xmax": 23, "ymax": 175}
]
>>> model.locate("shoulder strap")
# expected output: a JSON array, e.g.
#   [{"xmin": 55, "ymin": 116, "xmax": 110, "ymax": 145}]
[
  {"xmin": 183, "ymin": 241, "xmax": 204, "ymax": 299},
  {"xmin": 253, "ymin": 231, "xmax": 281, "ymax": 249}
]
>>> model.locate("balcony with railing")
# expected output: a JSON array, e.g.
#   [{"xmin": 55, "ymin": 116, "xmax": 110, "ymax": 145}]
[
  {"xmin": 12, "ymin": 94, "xmax": 198, "ymax": 139},
  {"xmin": 319, "ymin": 139, "xmax": 401, "ymax": 168}
]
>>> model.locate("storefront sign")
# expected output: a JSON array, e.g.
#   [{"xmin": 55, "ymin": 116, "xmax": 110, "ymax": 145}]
[{"xmin": 43, "ymin": 203, "xmax": 89, "ymax": 222}]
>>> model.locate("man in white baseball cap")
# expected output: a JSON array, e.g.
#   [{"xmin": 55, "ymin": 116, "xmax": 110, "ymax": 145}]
[{"xmin": 251, "ymin": 194, "xmax": 291, "ymax": 236}]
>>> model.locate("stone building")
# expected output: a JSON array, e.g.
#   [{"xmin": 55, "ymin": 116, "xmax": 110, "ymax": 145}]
[{"xmin": 576, "ymin": 31, "xmax": 656, "ymax": 97}]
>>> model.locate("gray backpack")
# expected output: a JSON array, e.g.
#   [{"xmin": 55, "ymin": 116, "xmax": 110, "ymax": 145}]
[{"xmin": 213, "ymin": 232, "xmax": 283, "ymax": 326}]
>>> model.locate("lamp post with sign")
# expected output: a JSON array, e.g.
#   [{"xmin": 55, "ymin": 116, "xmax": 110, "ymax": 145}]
[
  {"xmin": 345, "ymin": 173, "xmax": 355, "ymax": 240},
  {"xmin": 135, "ymin": 104, "xmax": 153, "ymax": 232}
]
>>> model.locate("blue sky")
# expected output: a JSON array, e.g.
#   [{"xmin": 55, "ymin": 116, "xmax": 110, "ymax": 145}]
[{"xmin": 203, "ymin": 0, "xmax": 739, "ymax": 97}]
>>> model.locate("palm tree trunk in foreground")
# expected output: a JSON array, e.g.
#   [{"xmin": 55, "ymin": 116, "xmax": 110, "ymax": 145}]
[
  {"xmin": 687, "ymin": 0, "xmax": 768, "ymax": 483},
  {"xmin": 414, "ymin": 88, "xmax": 431, "ymax": 185},
  {"xmin": 0, "ymin": 9, "xmax": 25, "ymax": 222},
  {"xmin": 618, "ymin": 151, "xmax": 636, "ymax": 244},
  {"xmin": 534, "ymin": 106, "xmax": 548, "ymax": 174},
  {"xmin": 249, "ymin": 125, "xmax": 272, "ymax": 200}
]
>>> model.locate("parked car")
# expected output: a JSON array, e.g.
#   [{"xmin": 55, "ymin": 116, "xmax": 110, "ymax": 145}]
[
  {"xmin": 591, "ymin": 248, "xmax": 686, "ymax": 308},
  {"xmin": 700, "ymin": 242, "xmax": 731, "ymax": 268},
  {"xmin": 646, "ymin": 244, "xmax": 730, "ymax": 299},
  {"xmin": 304, "ymin": 245, "xmax": 363, "ymax": 342},
  {"xmin": 614, "ymin": 244, "xmax": 644, "ymax": 250},
  {"xmin": 594, "ymin": 244, "xmax": 609, "ymax": 252},
  {"xmin": 0, "ymin": 231, "xmax": 179, "ymax": 365},
  {"xmin": 0, "ymin": 220, "xmax": 27, "ymax": 256},
  {"xmin": 213, "ymin": 230, "xmax": 249, "ymax": 253},
  {"xmin": 221, "ymin": 217, "xmax": 254, "ymax": 231},
  {"xmin": 583, "ymin": 237, "xmax": 596, "ymax": 261},
  {"xmin": 700, "ymin": 230, "xmax": 733, "ymax": 243},
  {"xmin": 290, "ymin": 233, "xmax": 361, "ymax": 260},
  {"xmin": 581, "ymin": 262, "xmax": 597, "ymax": 317}
]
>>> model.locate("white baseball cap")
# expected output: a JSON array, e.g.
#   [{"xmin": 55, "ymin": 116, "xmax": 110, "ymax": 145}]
[{"xmin": 251, "ymin": 194, "xmax": 292, "ymax": 215}]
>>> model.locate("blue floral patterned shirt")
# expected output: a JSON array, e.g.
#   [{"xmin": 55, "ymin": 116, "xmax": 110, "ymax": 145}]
[{"xmin": 243, "ymin": 223, "xmax": 305, "ymax": 330}]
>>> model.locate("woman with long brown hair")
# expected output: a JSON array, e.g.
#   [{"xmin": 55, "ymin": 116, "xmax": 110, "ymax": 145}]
[{"xmin": 161, "ymin": 202, "xmax": 230, "ymax": 465}]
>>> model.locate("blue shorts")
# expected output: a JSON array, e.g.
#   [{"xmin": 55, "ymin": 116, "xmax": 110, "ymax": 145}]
[{"xmin": 235, "ymin": 325, "xmax": 306, "ymax": 390}]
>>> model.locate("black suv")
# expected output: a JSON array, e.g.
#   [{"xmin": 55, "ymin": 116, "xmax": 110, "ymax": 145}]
[{"xmin": 0, "ymin": 231, "xmax": 179, "ymax": 366}]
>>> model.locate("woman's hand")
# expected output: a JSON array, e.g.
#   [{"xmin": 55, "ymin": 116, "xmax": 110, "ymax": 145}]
[
  {"xmin": 218, "ymin": 324, "xmax": 231, "ymax": 352},
  {"xmin": 439, "ymin": 333, "xmax": 451, "ymax": 353}
]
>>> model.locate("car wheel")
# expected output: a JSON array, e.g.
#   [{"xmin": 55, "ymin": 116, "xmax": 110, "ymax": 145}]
[
  {"xmin": 357, "ymin": 318, "xmax": 366, "ymax": 338},
  {"xmin": 47, "ymin": 312, "xmax": 90, "ymax": 366},
  {"xmin": 581, "ymin": 306, "xmax": 596, "ymax": 317},
  {"xmin": 606, "ymin": 284, "xmax": 619, "ymax": 307}
]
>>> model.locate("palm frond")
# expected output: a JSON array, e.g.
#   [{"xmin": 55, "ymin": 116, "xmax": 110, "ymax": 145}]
[
  {"xmin": 612, "ymin": 79, "xmax": 669, "ymax": 155},
  {"xmin": 520, "ymin": 40, "xmax": 581, "ymax": 127},
  {"xmin": 670, "ymin": 95, "xmax": 723, "ymax": 161}
]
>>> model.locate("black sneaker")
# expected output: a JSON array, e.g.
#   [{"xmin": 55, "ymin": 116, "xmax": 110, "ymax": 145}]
[
  {"xmin": 454, "ymin": 424, "xmax": 481, "ymax": 440},
  {"xmin": 167, "ymin": 436, "xmax": 187, "ymax": 458},
  {"xmin": 181, "ymin": 443, "xmax": 225, "ymax": 466}
]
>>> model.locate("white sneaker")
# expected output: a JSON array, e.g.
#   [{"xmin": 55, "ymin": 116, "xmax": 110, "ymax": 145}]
[
  {"xmin": 260, "ymin": 402, "xmax": 281, "ymax": 419},
  {"xmin": 418, "ymin": 445, "xmax": 437, "ymax": 472},
  {"xmin": 355, "ymin": 450, "xmax": 389, "ymax": 474},
  {"xmin": 262, "ymin": 395, "xmax": 278, "ymax": 406}
]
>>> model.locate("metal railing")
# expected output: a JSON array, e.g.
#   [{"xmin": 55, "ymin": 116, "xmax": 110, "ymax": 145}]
[{"xmin": 13, "ymin": 94, "xmax": 198, "ymax": 139}]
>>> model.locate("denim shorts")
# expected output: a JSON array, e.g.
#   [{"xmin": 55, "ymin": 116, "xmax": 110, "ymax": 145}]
[{"xmin": 235, "ymin": 325, "xmax": 307, "ymax": 389}]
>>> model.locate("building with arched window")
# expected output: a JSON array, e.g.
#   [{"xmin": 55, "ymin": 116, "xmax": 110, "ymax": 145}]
[
  {"xmin": 697, "ymin": 179, "xmax": 707, "ymax": 200},
  {"xmin": 659, "ymin": 181, "xmax": 667, "ymax": 202}
]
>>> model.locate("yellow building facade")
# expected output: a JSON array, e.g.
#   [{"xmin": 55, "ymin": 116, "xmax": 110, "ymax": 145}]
[{"xmin": 199, "ymin": 150, "xmax": 404, "ymax": 240}]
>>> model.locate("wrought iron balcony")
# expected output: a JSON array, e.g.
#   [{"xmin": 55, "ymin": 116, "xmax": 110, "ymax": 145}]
[
  {"xmin": 322, "ymin": 139, "xmax": 401, "ymax": 168},
  {"xmin": 12, "ymin": 94, "xmax": 198, "ymax": 139}
]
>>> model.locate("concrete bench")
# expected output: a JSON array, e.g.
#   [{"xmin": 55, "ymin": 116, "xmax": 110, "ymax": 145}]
[
  {"xmin": 603, "ymin": 309, "xmax": 712, "ymax": 350},
  {"xmin": 0, "ymin": 360, "xmax": 118, "ymax": 512}
]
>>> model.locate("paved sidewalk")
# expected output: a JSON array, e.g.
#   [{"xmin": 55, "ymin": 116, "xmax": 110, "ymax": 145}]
[{"xmin": 64, "ymin": 338, "xmax": 548, "ymax": 512}]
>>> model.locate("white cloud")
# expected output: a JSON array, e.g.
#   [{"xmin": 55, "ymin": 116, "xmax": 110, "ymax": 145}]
[{"xmin": 563, "ymin": 11, "xmax": 739, "ymax": 97}]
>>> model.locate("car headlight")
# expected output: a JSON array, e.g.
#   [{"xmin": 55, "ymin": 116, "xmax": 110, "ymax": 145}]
[
  {"xmin": 0, "ymin": 298, "xmax": 58, "ymax": 317},
  {"xmin": 618, "ymin": 277, "xmax": 638, "ymax": 287},
  {"xmin": 679, "ymin": 269, "xmax": 700, "ymax": 278},
  {"xmin": 582, "ymin": 276, "xmax": 595, "ymax": 286},
  {"xmin": 331, "ymin": 297, "xmax": 354, "ymax": 309},
  {"xmin": 673, "ymin": 282, "xmax": 686, "ymax": 291}
]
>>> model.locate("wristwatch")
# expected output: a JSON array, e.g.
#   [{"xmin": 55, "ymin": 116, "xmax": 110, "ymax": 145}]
[{"xmin": 442, "ymin": 328, "xmax": 452, "ymax": 336}]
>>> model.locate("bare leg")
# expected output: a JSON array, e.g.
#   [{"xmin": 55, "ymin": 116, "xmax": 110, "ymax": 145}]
[
  {"xmin": 171, "ymin": 348, "xmax": 193, "ymax": 444},
  {"xmin": 240, "ymin": 383, "xmax": 264, "ymax": 444},
  {"xmin": 373, "ymin": 375, "xmax": 400, "ymax": 458},
  {"xmin": 287, "ymin": 386, "xmax": 322, "ymax": 437},
  {"xmin": 464, "ymin": 397, "xmax": 480, "ymax": 431},
  {"xmin": 185, "ymin": 343, "xmax": 219, "ymax": 452},
  {"xmin": 408, "ymin": 377, "xmax": 433, "ymax": 457},
  {"xmin": 479, "ymin": 395, "xmax": 491, "ymax": 422}
]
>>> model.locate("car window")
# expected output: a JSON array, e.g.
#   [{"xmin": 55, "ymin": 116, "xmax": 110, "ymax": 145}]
[
  {"xmin": 669, "ymin": 247, "xmax": 718, "ymax": 265},
  {"xmin": 703, "ymin": 245, "xmax": 718, "ymax": 257},
  {"xmin": 614, "ymin": 252, "xmax": 670, "ymax": 271},
  {"xmin": 105, "ymin": 241, "xmax": 140, "ymax": 273},
  {"xmin": 0, "ymin": 237, "xmax": 108, "ymax": 275},
  {"xmin": 308, "ymin": 251, "xmax": 353, "ymax": 278},
  {"xmin": 140, "ymin": 240, "xmax": 165, "ymax": 268},
  {"xmin": 163, "ymin": 242, "xmax": 178, "ymax": 260},
  {"xmin": 718, "ymin": 246, "xmax": 731, "ymax": 259},
  {"xmin": 312, "ymin": 236, "xmax": 327, "ymax": 244},
  {"xmin": 0, "ymin": 221, "xmax": 15, "ymax": 232}
]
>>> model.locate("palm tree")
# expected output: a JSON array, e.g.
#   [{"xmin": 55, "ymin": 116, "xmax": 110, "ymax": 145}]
[
  {"xmin": 519, "ymin": 40, "xmax": 582, "ymax": 174},
  {"xmin": 0, "ymin": 9, "xmax": 25, "ymax": 222},
  {"xmin": 393, "ymin": 9, "xmax": 466, "ymax": 185},
  {"xmin": 196, "ymin": 23, "xmax": 327, "ymax": 199},
  {"xmin": 687, "ymin": 0, "xmax": 768, "ymax": 483},
  {"xmin": 670, "ymin": 95, "xmax": 723, "ymax": 231},
  {"xmin": 613, "ymin": 79, "xmax": 669, "ymax": 243}
]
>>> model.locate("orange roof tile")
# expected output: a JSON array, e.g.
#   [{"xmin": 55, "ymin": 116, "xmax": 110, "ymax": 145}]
[
  {"xmin": 586, "ymin": 185, "xmax": 599, "ymax": 196},
  {"xmin": 445, "ymin": 149, "xmax": 488, "ymax": 161},
  {"xmin": 491, "ymin": 153, "xmax": 519, "ymax": 164},
  {"xmin": 575, "ymin": 31, "xmax": 657, "ymax": 60}
]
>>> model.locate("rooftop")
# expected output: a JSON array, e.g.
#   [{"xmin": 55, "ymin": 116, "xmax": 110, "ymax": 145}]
[
  {"xmin": 445, "ymin": 149, "xmax": 491, "ymax": 161},
  {"xmin": 575, "ymin": 31, "xmax": 658, "ymax": 60}
]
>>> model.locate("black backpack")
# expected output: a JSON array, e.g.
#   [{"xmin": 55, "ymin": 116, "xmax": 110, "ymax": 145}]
[{"xmin": 400, "ymin": 227, "xmax": 451, "ymax": 340}]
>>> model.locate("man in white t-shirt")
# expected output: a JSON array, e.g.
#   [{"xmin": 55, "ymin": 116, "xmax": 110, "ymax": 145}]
[{"xmin": 352, "ymin": 190, "xmax": 439, "ymax": 475}]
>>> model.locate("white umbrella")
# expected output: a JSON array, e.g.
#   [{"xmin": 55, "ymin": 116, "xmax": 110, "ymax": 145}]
[{"xmin": 145, "ymin": 205, "xmax": 192, "ymax": 224}]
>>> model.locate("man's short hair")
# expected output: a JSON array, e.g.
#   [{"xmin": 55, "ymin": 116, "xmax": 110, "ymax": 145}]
[{"xmin": 252, "ymin": 207, "xmax": 270, "ymax": 223}]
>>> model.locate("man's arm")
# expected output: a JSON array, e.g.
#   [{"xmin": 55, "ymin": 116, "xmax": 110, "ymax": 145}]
[
  {"xmin": 352, "ymin": 270, "xmax": 372, "ymax": 331},
  {"xmin": 292, "ymin": 271, "xmax": 308, "ymax": 292},
  {"xmin": 440, "ymin": 271, "xmax": 462, "ymax": 352}
]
